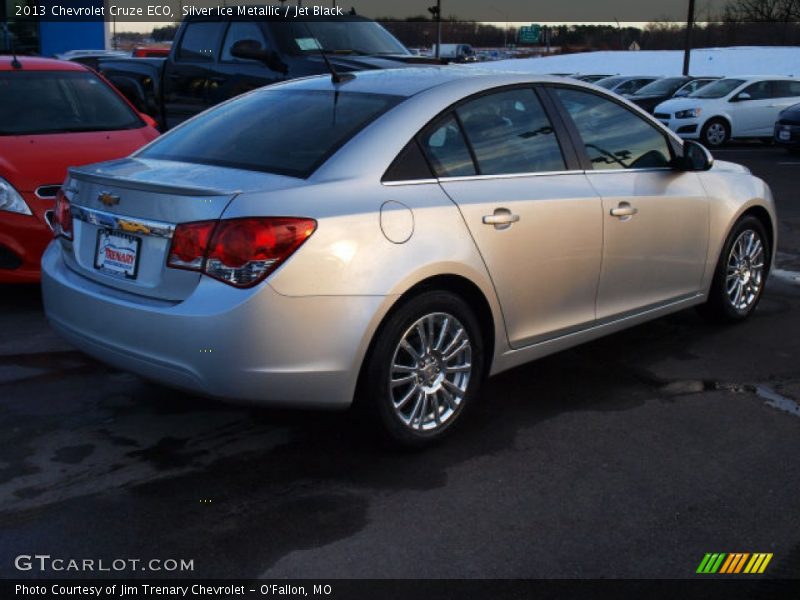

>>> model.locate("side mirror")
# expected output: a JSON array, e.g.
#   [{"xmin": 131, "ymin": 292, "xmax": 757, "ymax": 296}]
[
  {"xmin": 139, "ymin": 112, "xmax": 159, "ymax": 130},
  {"xmin": 675, "ymin": 140, "xmax": 714, "ymax": 171},
  {"xmin": 731, "ymin": 92, "xmax": 751, "ymax": 102},
  {"xmin": 230, "ymin": 39, "xmax": 288, "ymax": 75}
]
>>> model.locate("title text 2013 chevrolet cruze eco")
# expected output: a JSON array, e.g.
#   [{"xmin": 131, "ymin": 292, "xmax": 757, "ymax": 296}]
[{"xmin": 42, "ymin": 69, "xmax": 777, "ymax": 446}]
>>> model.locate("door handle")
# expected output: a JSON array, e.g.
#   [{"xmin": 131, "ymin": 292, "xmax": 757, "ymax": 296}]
[
  {"xmin": 482, "ymin": 209, "xmax": 520, "ymax": 230},
  {"xmin": 610, "ymin": 203, "xmax": 638, "ymax": 219}
]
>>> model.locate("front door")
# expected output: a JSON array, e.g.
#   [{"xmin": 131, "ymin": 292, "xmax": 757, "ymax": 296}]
[{"xmin": 549, "ymin": 85, "xmax": 709, "ymax": 320}]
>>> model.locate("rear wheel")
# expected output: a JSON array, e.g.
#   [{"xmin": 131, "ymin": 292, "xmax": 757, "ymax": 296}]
[
  {"xmin": 699, "ymin": 215, "xmax": 769, "ymax": 323},
  {"xmin": 701, "ymin": 118, "xmax": 730, "ymax": 147},
  {"xmin": 360, "ymin": 290, "xmax": 484, "ymax": 447}
]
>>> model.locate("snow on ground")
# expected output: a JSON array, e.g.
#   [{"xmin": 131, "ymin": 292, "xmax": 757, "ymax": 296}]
[{"xmin": 477, "ymin": 46, "xmax": 800, "ymax": 77}]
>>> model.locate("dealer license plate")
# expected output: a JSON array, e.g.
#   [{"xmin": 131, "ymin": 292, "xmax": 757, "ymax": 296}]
[{"xmin": 94, "ymin": 229, "xmax": 141, "ymax": 279}]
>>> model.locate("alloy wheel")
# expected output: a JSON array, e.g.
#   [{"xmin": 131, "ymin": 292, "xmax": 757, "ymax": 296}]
[
  {"xmin": 389, "ymin": 312, "xmax": 472, "ymax": 431},
  {"xmin": 726, "ymin": 229, "xmax": 765, "ymax": 311}
]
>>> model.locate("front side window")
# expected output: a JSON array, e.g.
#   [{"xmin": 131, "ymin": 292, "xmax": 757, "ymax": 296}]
[
  {"xmin": 178, "ymin": 22, "xmax": 220, "ymax": 62},
  {"xmin": 456, "ymin": 88, "xmax": 565, "ymax": 175},
  {"xmin": 740, "ymin": 81, "xmax": 772, "ymax": 100},
  {"xmin": 553, "ymin": 87, "xmax": 671, "ymax": 170},
  {"xmin": 0, "ymin": 71, "xmax": 142, "ymax": 135},
  {"xmin": 221, "ymin": 21, "xmax": 268, "ymax": 62},
  {"xmin": 139, "ymin": 89, "xmax": 402, "ymax": 178},
  {"xmin": 419, "ymin": 115, "xmax": 476, "ymax": 178}
]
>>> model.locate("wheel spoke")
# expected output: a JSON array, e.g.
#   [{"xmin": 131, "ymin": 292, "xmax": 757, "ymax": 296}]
[
  {"xmin": 431, "ymin": 393, "xmax": 442, "ymax": 427},
  {"xmin": 441, "ymin": 327, "xmax": 464, "ymax": 356},
  {"xmin": 434, "ymin": 317, "xmax": 449, "ymax": 351},
  {"xmin": 444, "ymin": 339, "xmax": 469, "ymax": 363},
  {"xmin": 445, "ymin": 363, "xmax": 471, "ymax": 374},
  {"xmin": 394, "ymin": 385, "xmax": 417, "ymax": 410},
  {"xmin": 391, "ymin": 374, "xmax": 416, "ymax": 388},
  {"xmin": 400, "ymin": 339, "xmax": 421, "ymax": 363}
]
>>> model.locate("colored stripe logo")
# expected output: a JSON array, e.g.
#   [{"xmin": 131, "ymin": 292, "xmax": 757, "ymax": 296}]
[{"xmin": 697, "ymin": 553, "xmax": 773, "ymax": 574}]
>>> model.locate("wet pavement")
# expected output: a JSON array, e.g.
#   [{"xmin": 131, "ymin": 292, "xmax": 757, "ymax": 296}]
[{"xmin": 1, "ymin": 146, "xmax": 799, "ymax": 579}]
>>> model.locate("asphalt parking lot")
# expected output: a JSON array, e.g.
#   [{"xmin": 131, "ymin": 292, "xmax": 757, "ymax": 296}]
[{"xmin": 1, "ymin": 144, "xmax": 799, "ymax": 580}]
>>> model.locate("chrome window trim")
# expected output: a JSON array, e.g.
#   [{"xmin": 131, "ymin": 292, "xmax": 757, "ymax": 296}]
[
  {"xmin": 71, "ymin": 205, "xmax": 176, "ymax": 239},
  {"xmin": 435, "ymin": 169, "xmax": 587, "ymax": 183},
  {"xmin": 584, "ymin": 167, "xmax": 675, "ymax": 175},
  {"xmin": 382, "ymin": 178, "xmax": 439, "ymax": 187}
]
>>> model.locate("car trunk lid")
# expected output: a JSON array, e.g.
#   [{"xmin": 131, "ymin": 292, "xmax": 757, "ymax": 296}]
[{"xmin": 61, "ymin": 157, "xmax": 304, "ymax": 301}]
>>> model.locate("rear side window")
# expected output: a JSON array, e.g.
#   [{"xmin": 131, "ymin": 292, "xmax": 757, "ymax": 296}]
[
  {"xmin": 456, "ymin": 88, "xmax": 565, "ymax": 175},
  {"xmin": 221, "ymin": 21, "xmax": 269, "ymax": 62},
  {"xmin": 178, "ymin": 22, "xmax": 220, "ymax": 62},
  {"xmin": 383, "ymin": 140, "xmax": 434, "ymax": 182},
  {"xmin": 553, "ymin": 87, "xmax": 671, "ymax": 170},
  {"xmin": 0, "ymin": 71, "xmax": 141, "ymax": 135},
  {"xmin": 139, "ymin": 89, "xmax": 402, "ymax": 178},
  {"xmin": 419, "ymin": 115, "xmax": 476, "ymax": 177},
  {"xmin": 773, "ymin": 80, "xmax": 800, "ymax": 98}
]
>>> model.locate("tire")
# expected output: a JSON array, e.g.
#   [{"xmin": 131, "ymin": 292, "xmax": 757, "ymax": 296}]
[
  {"xmin": 701, "ymin": 118, "xmax": 730, "ymax": 148},
  {"xmin": 359, "ymin": 290, "xmax": 484, "ymax": 448},
  {"xmin": 698, "ymin": 215, "xmax": 769, "ymax": 323}
]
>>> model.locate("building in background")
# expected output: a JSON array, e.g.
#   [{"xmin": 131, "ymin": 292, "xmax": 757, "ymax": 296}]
[{"xmin": 1, "ymin": 0, "xmax": 109, "ymax": 56}]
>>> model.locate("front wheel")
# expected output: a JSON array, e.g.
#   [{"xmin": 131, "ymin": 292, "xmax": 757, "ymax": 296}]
[
  {"xmin": 699, "ymin": 215, "xmax": 769, "ymax": 323},
  {"xmin": 701, "ymin": 118, "xmax": 730, "ymax": 147},
  {"xmin": 360, "ymin": 290, "xmax": 484, "ymax": 447}
]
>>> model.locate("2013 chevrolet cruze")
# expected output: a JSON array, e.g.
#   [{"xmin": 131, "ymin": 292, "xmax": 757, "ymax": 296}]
[{"xmin": 42, "ymin": 68, "xmax": 777, "ymax": 446}]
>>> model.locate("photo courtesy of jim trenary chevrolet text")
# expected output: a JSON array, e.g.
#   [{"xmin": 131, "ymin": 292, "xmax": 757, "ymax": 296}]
[{"xmin": 1, "ymin": 0, "xmax": 800, "ymax": 598}]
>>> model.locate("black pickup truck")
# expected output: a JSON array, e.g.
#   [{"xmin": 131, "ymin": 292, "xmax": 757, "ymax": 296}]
[{"xmin": 100, "ymin": 14, "xmax": 438, "ymax": 130}]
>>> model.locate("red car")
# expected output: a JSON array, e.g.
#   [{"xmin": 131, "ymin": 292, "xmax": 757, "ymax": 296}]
[{"xmin": 0, "ymin": 56, "xmax": 159, "ymax": 283}]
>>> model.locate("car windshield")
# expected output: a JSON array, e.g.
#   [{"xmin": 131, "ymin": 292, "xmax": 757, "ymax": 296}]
[
  {"xmin": 138, "ymin": 89, "xmax": 403, "ymax": 178},
  {"xmin": 690, "ymin": 79, "xmax": 746, "ymax": 98},
  {"xmin": 633, "ymin": 77, "xmax": 687, "ymax": 96},
  {"xmin": 272, "ymin": 20, "xmax": 409, "ymax": 55},
  {"xmin": 0, "ymin": 71, "xmax": 142, "ymax": 135}
]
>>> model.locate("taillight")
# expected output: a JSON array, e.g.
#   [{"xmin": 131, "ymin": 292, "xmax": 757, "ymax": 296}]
[
  {"xmin": 54, "ymin": 189, "xmax": 73, "ymax": 240},
  {"xmin": 167, "ymin": 217, "xmax": 316, "ymax": 288}
]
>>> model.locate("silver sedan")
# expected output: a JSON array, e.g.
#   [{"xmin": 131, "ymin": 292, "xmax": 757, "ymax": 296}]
[{"xmin": 42, "ymin": 68, "xmax": 777, "ymax": 446}]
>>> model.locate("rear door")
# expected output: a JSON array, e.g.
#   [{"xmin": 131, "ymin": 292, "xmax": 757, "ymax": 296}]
[
  {"xmin": 425, "ymin": 86, "xmax": 603, "ymax": 348},
  {"xmin": 548, "ymin": 85, "xmax": 709, "ymax": 320},
  {"xmin": 162, "ymin": 20, "xmax": 224, "ymax": 129}
]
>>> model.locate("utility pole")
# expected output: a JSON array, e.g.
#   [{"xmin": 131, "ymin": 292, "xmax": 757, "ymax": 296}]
[
  {"xmin": 683, "ymin": 0, "xmax": 696, "ymax": 75},
  {"xmin": 428, "ymin": 1, "xmax": 442, "ymax": 59}
]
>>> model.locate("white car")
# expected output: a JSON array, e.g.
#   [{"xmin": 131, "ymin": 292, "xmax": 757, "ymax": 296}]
[{"xmin": 654, "ymin": 76, "xmax": 800, "ymax": 147}]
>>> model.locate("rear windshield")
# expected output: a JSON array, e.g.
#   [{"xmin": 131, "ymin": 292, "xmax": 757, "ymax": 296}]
[
  {"xmin": 690, "ymin": 79, "xmax": 745, "ymax": 98},
  {"xmin": 139, "ymin": 89, "xmax": 403, "ymax": 178},
  {"xmin": 633, "ymin": 77, "xmax": 687, "ymax": 96},
  {"xmin": 0, "ymin": 71, "xmax": 142, "ymax": 135}
]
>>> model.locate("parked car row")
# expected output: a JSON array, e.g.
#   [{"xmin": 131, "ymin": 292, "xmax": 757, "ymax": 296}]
[{"xmin": 555, "ymin": 72, "xmax": 800, "ymax": 149}]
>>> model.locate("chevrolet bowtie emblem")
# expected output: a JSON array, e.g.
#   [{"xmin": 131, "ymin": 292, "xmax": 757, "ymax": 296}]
[{"xmin": 99, "ymin": 192, "xmax": 120, "ymax": 207}]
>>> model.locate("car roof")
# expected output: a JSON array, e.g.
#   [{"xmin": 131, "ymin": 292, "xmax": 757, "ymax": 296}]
[
  {"xmin": 269, "ymin": 67, "xmax": 572, "ymax": 98},
  {"xmin": 0, "ymin": 55, "xmax": 87, "ymax": 72}
]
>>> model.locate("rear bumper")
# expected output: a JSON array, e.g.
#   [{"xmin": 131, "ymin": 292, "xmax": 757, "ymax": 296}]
[{"xmin": 41, "ymin": 242, "xmax": 388, "ymax": 408}]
